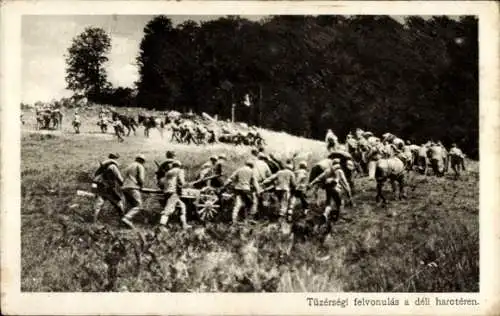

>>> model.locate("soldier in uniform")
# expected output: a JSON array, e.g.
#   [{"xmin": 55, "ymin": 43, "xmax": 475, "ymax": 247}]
[
  {"xmin": 223, "ymin": 160, "xmax": 261, "ymax": 224},
  {"xmin": 308, "ymin": 158, "xmax": 353, "ymax": 222},
  {"xmin": 121, "ymin": 155, "xmax": 146, "ymax": 229},
  {"xmin": 289, "ymin": 160, "xmax": 310, "ymax": 216},
  {"xmin": 428, "ymin": 142, "xmax": 445, "ymax": 177},
  {"xmin": 72, "ymin": 110, "xmax": 81, "ymax": 134},
  {"xmin": 210, "ymin": 154, "xmax": 227, "ymax": 188},
  {"xmin": 262, "ymin": 162, "xmax": 296, "ymax": 218},
  {"xmin": 252, "ymin": 152, "xmax": 272, "ymax": 216},
  {"xmin": 325, "ymin": 129, "xmax": 338, "ymax": 152},
  {"xmin": 112, "ymin": 118, "xmax": 125, "ymax": 142},
  {"xmin": 91, "ymin": 153, "xmax": 124, "ymax": 222},
  {"xmin": 156, "ymin": 151, "xmax": 176, "ymax": 187},
  {"xmin": 158, "ymin": 160, "xmax": 191, "ymax": 230},
  {"xmin": 448, "ymin": 143, "xmax": 467, "ymax": 179}
]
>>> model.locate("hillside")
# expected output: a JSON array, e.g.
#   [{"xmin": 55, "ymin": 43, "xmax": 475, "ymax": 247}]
[{"xmin": 21, "ymin": 107, "xmax": 479, "ymax": 292}]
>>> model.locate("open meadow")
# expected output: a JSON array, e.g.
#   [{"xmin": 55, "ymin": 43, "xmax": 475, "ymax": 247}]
[{"xmin": 21, "ymin": 107, "xmax": 479, "ymax": 292}]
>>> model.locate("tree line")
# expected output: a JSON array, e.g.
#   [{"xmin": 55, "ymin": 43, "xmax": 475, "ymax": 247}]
[{"xmin": 65, "ymin": 15, "xmax": 478, "ymax": 157}]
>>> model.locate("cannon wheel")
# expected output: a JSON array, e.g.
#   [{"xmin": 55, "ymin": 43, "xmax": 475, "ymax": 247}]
[{"xmin": 194, "ymin": 187, "xmax": 220, "ymax": 222}]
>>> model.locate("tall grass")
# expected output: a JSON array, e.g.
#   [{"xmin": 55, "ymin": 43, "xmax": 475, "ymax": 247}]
[{"xmin": 21, "ymin": 108, "xmax": 479, "ymax": 292}]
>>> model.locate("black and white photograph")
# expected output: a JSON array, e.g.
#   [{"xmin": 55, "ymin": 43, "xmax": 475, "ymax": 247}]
[{"xmin": 2, "ymin": 1, "xmax": 499, "ymax": 315}]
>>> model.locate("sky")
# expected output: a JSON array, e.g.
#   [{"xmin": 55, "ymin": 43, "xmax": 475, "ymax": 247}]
[
  {"xmin": 23, "ymin": 15, "xmax": 261, "ymax": 103},
  {"xmin": 21, "ymin": 14, "xmax": 424, "ymax": 104}
]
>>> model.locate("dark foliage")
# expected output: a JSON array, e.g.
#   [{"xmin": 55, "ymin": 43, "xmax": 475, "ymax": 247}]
[{"xmin": 133, "ymin": 15, "xmax": 478, "ymax": 157}]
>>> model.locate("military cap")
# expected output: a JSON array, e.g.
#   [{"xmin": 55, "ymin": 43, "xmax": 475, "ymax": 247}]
[
  {"xmin": 136, "ymin": 154, "xmax": 146, "ymax": 162},
  {"xmin": 257, "ymin": 152, "xmax": 268, "ymax": 160},
  {"xmin": 108, "ymin": 153, "xmax": 120, "ymax": 159}
]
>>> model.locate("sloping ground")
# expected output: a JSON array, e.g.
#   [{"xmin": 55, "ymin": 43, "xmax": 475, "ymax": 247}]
[{"xmin": 20, "ymin": 108, "xmax": 479, "ymax": 292}]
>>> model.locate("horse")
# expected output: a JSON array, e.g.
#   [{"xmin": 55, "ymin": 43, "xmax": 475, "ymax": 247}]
[
  {"xmin": 111, "ymin": 112, "xmax": 137, "ymax": 136},
  {"xmin": 374, "ymin": 156, "xmax": 407, "ymax": 204},
  {"xmin": 51, "ymin": 110, "xmax": 63, "ymax": 130},
  {"xmin": 36, "ymin": 110, "xmax": 52, "ymax": 130},
  {"xmin": 137, "ymin": 114, "xmax": 164, "ymax": 138}
]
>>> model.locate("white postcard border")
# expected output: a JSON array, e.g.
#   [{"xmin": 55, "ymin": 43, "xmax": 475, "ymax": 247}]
[{"xmin": 1, "ymin": 1, "xmax": 498, "ymax": 315}]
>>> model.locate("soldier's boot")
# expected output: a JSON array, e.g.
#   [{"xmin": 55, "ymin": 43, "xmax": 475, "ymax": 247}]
[
  {"xmin": 180, "ymin": 210, "xmax": 192, "ymax": 230},
  {"xmin": 92, "ymin": 208, "xmax": 101, "ymax": 222},
  {"xmin": 323, "ymin": 206, "xmax": 332, "ymax": 223},
  {"xmin": 231, "ymin": 205, "xmax": 240, "ymax": 224},
  {"xmin": 159, "ymin": 214, "xmax": 170, "ymax": 227},
  {"xmin": 121, "ymin": 217, "xmax": 136, "ymax": 229}
]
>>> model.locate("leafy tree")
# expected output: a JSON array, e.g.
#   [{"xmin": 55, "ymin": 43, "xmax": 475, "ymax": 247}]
[
  {"xmin": 136, "ymin": 15, "xmax": 177, "ymax": 109},
  {"xmin": 65, "ymin": 27, "xmax": 111, "ymax": 103}
]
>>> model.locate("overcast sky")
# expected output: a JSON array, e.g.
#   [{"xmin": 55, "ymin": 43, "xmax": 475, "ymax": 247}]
[{"xmin": 22, "ymin": 15, "xmax": 417, "ymax": 103}]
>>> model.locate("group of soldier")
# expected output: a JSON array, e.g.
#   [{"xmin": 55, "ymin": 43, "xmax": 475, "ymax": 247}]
[
  {"xmin": 90, "ymin": 140, "xmax": 361, "ymax": 231},
  {"xmin": 326, "ymin": 128, "xmax": 468, "ymax": 180},
  {"xmin": 35, "ymin": 104, "xmax": 63, "ymax": 130},
  {"xmin": 88, "ymin": 123, "xmax": 469, "ymax": 231},
  {"xmin": 69, "ymin": 107, "xmax": 265, "ymax": 147}
]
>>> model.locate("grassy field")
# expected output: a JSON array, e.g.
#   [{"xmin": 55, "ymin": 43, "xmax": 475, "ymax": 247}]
[{"xmin": 21, "ymin": 107, "xmax": 479, "ymax": 292}]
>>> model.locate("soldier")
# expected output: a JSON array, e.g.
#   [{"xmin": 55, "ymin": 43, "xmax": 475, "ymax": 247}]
[
  {"xmin": 121, "ymin": 155, "xmax": 146, "ymax": 229},
  {"xmin": 448, "ymin": 143, "xmax": 466, "ymax": 179},
  {"xmin": 266, "ymin": 153, "xmax": 283, "ymax": 173},
  {"xmin": 365, "ymin": 141, "xmax": 384, "ymax": 180},
  {"xmin": 344, "ymin": 157, "xmax": 357, "ymax": 193},
  {"xmin": 438, "ymin": 141, "xmax": 449, "ymax": 173},
  {"xmin": 97, "ymin": 108, "xmax": 109, "ymax": 133},
  {"xmin": 91, "ymin": 153, "xmax": 124, "ymax": 222},
  {"xmin": 383, "ymin": 141, "xmax": 394, "ymax": 158},
  {"xmin": 398, "ymin": 141, "xmax": 414, "ymax": 170},
  {"xmin": 158, "ymin": 160, "xmax": 191, "ymax": 230},
  {"xmin": 112, "ymin": 118, "xmax": 125, "ymax": 142},
  {"xmin": 408, "ymin": 142, "xmax": 420, "ymax": 169},
  {"xmin": 195, "ymin": 162, "xmax": 213, "ymax": 189},
  {"xmin": 208, "ymin": 155, "xmax": 218, "ymax": 168},
  {"xmin": 254, "ymin": 152, "xmax": 272, "ymax": 181},
  {"xmin": 428, "ymin": 142, "xmax": 445, "ymax": 177},
  {"xmin": 308, "ymin": 158, "xmax": 353, "ymax": 222},
  {"xmin": 99, "ymin": 107, "xmax": 106, "ymax": 120},
  {"xmin": 198, "ymin": 162, "xmax": 213, "ymax": 180},
  {"xmin": 325, "ymin": 129, "xmax": 338, "ymax": 152},
  {"xmin": 183, "ymin": 122, "xmax": 197, "ymax": 144},
  {"xmin": 207, "ymin": 127, "xmax": 217, "ymax": 144},
  {"xmin": 196, "ymin": 124, "xmax": 207, "ymax": 144},
  {"xmin": 210, "ymin": 154, "xmax": 227, "ymax": 188},
  {"xmin": 223, "ymin": 160, "xmax": 261, "ymax": 224},
  {"xmin": 262, "ymin": 162, "xmax": 296, "ymax": 218},
  {"xmin": 252, "ymin": 152, "xmax": 272, "ymax": 215},
  {"xmin": 170, "ymin": 121, "xmax": 182, "ymax": 143},
  {"xmin": 290, "ymin": 160, "xmax": 310, "ymax": 216},
  {"xmin": 72, "ymin": 110, "xmax": 81, "ymax": 134},
  {"xmin": 417, "ymin": 143, "xmax": 429, "ymax": 174},
  {"xmin": 156, "ymin": 150, "xmax": 176, "ymax": 186},
  {"xmin": 355, "ymin": 128, "xmax": 365, "ymax": 140}
]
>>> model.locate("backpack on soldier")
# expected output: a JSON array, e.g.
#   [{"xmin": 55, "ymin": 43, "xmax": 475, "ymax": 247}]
[{"xmin": 92, "ymin": 160, "xmax": 117, "ymax": 184}]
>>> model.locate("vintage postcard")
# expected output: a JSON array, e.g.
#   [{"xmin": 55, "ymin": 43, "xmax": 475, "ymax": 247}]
[{"xmin": 1, "ymin": 0, "xmax": 499, "ymax": 315}]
